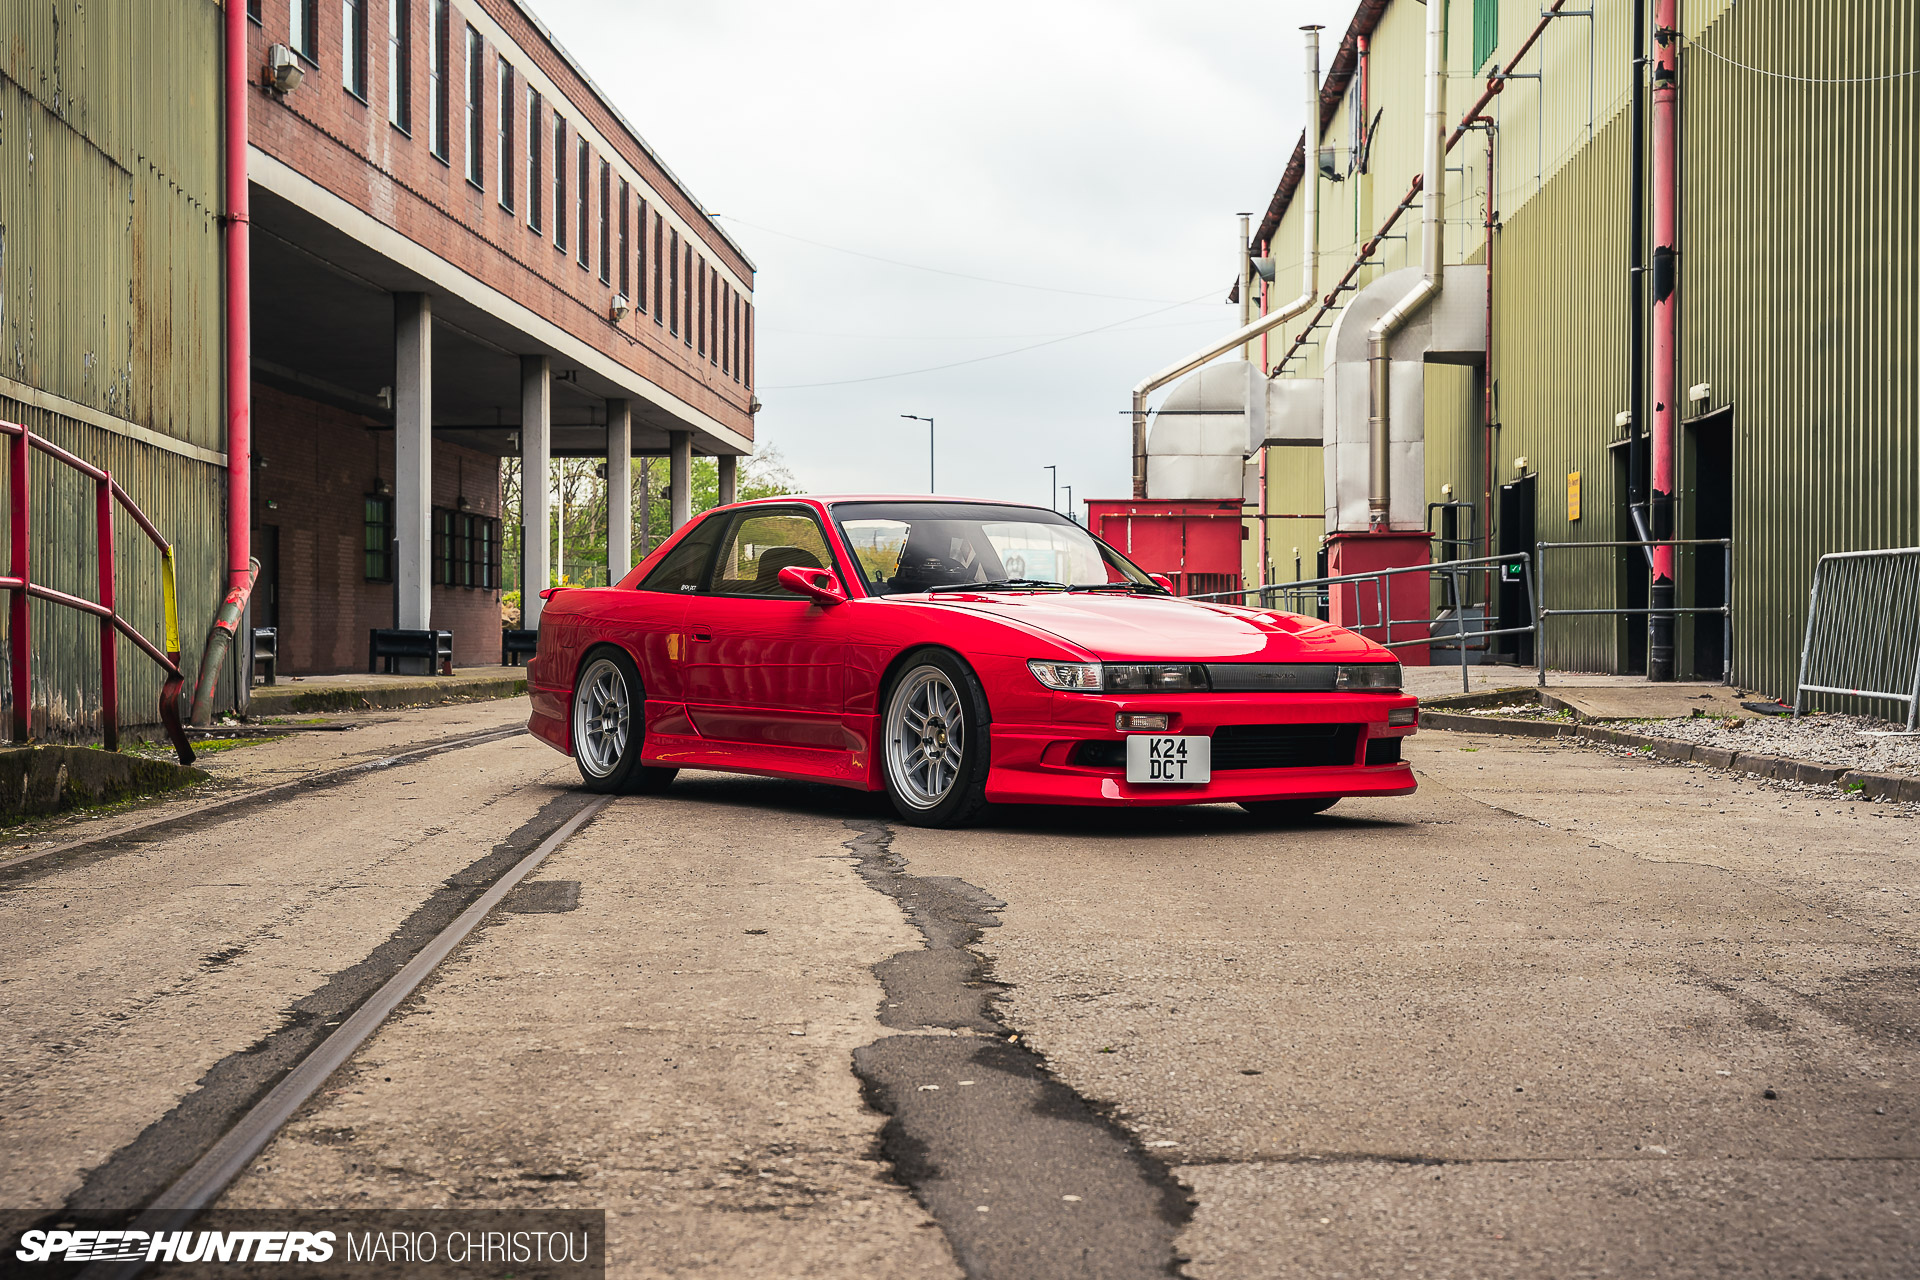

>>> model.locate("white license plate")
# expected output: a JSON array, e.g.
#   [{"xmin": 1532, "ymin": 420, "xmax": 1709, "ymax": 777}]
[{"xmin": 1126, "ymin": 734, "xmax": 1211, "ymax": 784}]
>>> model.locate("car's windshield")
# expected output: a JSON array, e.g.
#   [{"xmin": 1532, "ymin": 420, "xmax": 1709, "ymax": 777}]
[{"xmin": 831, "ymin": 502, "xmax": 1160, "ymax": 596}]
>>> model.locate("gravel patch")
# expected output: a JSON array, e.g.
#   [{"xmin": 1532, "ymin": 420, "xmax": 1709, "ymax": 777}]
[{"xmin": 1631, "ymin": 711, "xmax": 1920, "ymax": 779}]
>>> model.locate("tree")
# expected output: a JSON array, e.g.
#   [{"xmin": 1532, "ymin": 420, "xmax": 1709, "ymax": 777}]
[{"xmin": 503, "ymin": 446, "xmax": 797, "ymax": 600}]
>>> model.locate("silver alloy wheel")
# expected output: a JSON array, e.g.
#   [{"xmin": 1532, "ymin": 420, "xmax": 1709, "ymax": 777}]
[
  {"xmin": 572, "ymin": 656, "xmax": 631, "ymax": 778},
  {"xmin": 885, "ymin": 665, "xmax": 966, "ymax": 810}
]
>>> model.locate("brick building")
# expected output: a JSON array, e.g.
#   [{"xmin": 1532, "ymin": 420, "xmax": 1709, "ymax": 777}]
[{"xmin": 245, "ymin": 0, "xmax": 755, "ymax": 672}]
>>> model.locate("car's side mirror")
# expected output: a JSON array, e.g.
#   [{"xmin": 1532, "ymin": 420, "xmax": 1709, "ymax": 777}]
[
  {"xmin": 1149, "ymin": 574, "xmax": 1176, "ymax": 593},
  {"xmin": 778, "ymin": 565, "xmax": 847, "ymax": 606}
]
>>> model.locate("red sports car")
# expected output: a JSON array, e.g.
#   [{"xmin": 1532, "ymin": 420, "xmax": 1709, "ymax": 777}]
[{"xmin": 527, "ymin": 496, "xmax": 1416, "ymax": 827}]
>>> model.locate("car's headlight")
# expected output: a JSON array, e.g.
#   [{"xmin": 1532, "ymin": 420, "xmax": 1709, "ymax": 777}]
[
  {"xmin": 1105, "ymin": 663, "xmax": 1211, "ymax": 692},
  {"xmin": 1028, "ymin": 660, "xmax": 1103, "ymax": 691},
  {"xmin": 1336, "ymin": 662, "xmax": 1403, "ymax": 691}
]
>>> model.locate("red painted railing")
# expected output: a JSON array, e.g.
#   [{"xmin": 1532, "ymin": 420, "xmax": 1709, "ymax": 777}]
[{"xmin": 2, "ymin": 420, "xmax": 195, "ymax": 764}]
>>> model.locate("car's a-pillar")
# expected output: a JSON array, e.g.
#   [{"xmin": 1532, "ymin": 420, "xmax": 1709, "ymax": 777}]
[
  {"xmin": 668, "ymin": 429, "xmax": 693, "ymax": 530},
  {"xmin": 392, "ymin": 292, "xmax": 434, "ymax": 673},
  {"xmin": 606, "ymin": 398, "xmax": 632, "ymax": 580},
  {"xmin": 520, "ymin": 355, "xmax": 552, "ymax": 630}
]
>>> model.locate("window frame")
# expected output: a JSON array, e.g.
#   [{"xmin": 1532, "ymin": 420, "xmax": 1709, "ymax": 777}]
[
  {"xmin": 464, "ymin": 25, "xmax": 485, "ymax": 189},
  {"xmin": 342, "ymin": 0, "xmax": 368, "ymax": 101},
  {"xmin": 289, "ymin": 0, "xmax": 319, "ymax": 65},
  {"xmin": 707, "ymin": 506, "xmax": 842, "ymax": 600},
  {"xmin": 618, "ymin": 180, "xmax": 631, "ymax": 300},
  {"xmin": 653, "ymin": 216, "xmax": 665, "ymax": 323},
  {"xmin": 598, "ymin": 159, "xmax": 612, "ymax": 285},
  {"xmin": 553, "ymin": 115, "xmax": 568, "ymax": 251},
  {"xmin": 428, "ymin": 0, "xmax": 449, "ymax": 160},
  {"xmin": 668, "ymin": 228, "xmax": 680, "ymax": 335},
  {"xmin": 682, "ymin": 241, "xmax": 694, "ymax": 348},
  {"xmin": 387, "ymin": 0, "xmax": 412, "ymax": 132},
  {"xmin": 696, "ymin": 258, "xmax": 707, "ymax": 358},
  {"xmin": 364, "ymin": 493, "xmax": 395, "ymax": 583},
  {"xmin": 576, "ymin": 138, "xmax": 591, "ymax": 268},
  {"xmin": 526, "ymin": 87, "xmax": 543, "ymax": 233},
  {"xmin": 496, "ymin": 57, "xmax": 516, "ymax": 213}
]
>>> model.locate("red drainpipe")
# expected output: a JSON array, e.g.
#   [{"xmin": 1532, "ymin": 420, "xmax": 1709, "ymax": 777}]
[
  {"xmin": 1648, "ymin": 0, "xmax": 1679, "ymax": 680},
  {"xmin": 190, "ymin": 0, "xmax": 255, "ymax": 723}
]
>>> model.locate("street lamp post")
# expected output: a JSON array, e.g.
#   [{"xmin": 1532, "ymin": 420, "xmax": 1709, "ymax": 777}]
[
  {"xmin": 1063, "ymin": 484, "xmax": 1075, "ymax": 523},
  {"xmin": 900, "ymin": 415, "xmax": 935, "ymax": 492},
  {"xmin": 1044, "ymin": 464, "xmax": 1058, "ymax": 511}
]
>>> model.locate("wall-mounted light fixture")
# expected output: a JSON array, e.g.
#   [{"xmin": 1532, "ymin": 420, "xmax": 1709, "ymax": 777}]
[
  {"xmin": 265, "ymin": 44, "xmax": 304, "ymax": 96},
  {"xmin": 1688, "ymin": 382, "xmax": 1712, "ymax": 404},
  {"xmin": 609, "ymin": 294, "xmax": 631, "ymax": 322}
]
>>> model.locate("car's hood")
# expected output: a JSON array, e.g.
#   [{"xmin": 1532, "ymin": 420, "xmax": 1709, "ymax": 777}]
[{"xmin": 914, "ymin": 591, "xmax": 1390, "ymax": 662}]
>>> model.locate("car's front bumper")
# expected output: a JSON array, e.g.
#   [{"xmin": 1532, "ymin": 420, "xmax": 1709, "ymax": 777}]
[{"xmin": 982, "ymin": 690, "xmax": 1416, "ymax": 807}]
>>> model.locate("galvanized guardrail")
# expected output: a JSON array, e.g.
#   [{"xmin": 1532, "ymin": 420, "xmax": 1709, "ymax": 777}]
[
  {"xmin": 1533, "ymin": 539, "xmax": 1733, "ymax": 687},
  {"xmin": 1192, "ymin": 552, "xmax": 1537, "ymax": 692},
  {"xmin": 1793, "ymin": 546, "xmax": 1920, "ymax": 731}
]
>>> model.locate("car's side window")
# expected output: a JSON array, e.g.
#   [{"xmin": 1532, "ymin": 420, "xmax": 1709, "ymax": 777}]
[
  {"xmin": 710, "ymin": 510, "xmax": 837, "ymax": 598},
  {"xmin": 638, "ymin": 514, "xmax": 724, "ymax": 593}
]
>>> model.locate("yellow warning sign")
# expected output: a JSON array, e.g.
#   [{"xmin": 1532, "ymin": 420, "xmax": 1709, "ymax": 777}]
[{"xmin": 1567, "ymin": 471, "xmax": 1582, "ymax": 522}]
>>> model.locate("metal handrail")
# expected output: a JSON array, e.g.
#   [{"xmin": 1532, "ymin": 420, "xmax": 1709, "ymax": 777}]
[
  {"xmin": 1191, "ymin": 551, "xmax": 1538, "ymax": 692},
  {"xmin": 2, "ymin": 420, "xmax": 194, "ymax": 763},
  {"xmin": 1533, "ymin": 538, "xmax": 1733, "ymax": 688},
  {"xmin": 1793, "ymin": 545, "xmax": 1920, "ymax": 731}
]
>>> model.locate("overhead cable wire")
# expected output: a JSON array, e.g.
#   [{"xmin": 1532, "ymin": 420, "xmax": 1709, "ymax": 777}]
[
  {"xmin": 712, "ymin": 214, "xmax": 1208, "ymax": 305},
  {"xmin": 762, "ymin": 293, "xmax": 1216, "ymax": 390},
  {"xmin": 1687, "ymin": 40, "xmax": 1920, "ymax": 84}
]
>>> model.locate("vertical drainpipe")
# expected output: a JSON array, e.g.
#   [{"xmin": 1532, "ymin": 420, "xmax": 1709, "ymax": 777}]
[
  {"xmin": 1366, "ymin": 0, "xmax": 1448, "ymax": 529},
  {"xmin": 190, "ymin": 0, "xmax": 254, "ymax": 724},
  {"xmin": 1626, "ymin": 0, "xmax": 1652, "ymax": 555},
  {"xmin": 1648, "ymin": 0, "xmax": 1679, "ymax": 680}
]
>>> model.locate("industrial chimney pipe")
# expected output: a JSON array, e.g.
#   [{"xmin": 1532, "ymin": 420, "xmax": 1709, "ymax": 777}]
[
  {"xmin": 1130, "ymin": 25, "xmax": 1323, "ymax": 499},
  {"xmin": 1365, "ymin": 0, "xmax": 1448, "ymax": 528}
]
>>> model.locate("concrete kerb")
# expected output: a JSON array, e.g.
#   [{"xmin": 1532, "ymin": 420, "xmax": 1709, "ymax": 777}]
[
  {"xmin": 247, "ymin": 674, "xmax": 528, "ymax": 716},
  {"xmin": 1417, "ymin": 703, "xmax": 1920, "ymax": 803}
]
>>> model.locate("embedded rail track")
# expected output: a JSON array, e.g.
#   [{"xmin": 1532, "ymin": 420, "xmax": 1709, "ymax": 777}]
[{"xmin": 70, "ymin": 789, "xmax": 614, "ymax": 1280}]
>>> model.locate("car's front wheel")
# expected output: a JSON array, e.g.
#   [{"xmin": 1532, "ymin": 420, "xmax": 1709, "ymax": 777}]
[
  {"xmin": 572, "ymin": 649, "xmax": 678, "ymax": 794},
  {"xmin": 881, "ymin": 650, "xmax": 991, "ymax": 828}
]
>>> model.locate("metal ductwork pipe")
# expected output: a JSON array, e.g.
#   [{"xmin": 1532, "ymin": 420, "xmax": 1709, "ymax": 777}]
[
  {"xmin": 1131, "ymin": 24, "xmax": 1323, "ymax": 499},
  {"xmin": 1365, "ymin": 0, "xmax": 1448, "ymax": 528}
]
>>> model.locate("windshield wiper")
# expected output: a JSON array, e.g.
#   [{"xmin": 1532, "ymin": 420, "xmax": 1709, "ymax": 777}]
[
  {"xmin": 1065, "ymin": 581, "xmax": 1171, "ymax": 595},
  {"xmin": 926, "ymin": 578, "xmax": 1069, "ymax": 594}
]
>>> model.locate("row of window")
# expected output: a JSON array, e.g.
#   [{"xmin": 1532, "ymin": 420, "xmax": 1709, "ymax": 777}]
[
  {"xmin": 363, "ymin": 496, "xmax": 502, "ymax": 589},
  {"xmin": 266, "ymin": 0, "xmax": 753, "ymax": 389}
]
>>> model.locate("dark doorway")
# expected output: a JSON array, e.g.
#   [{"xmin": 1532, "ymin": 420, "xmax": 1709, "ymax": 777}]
[
  {"xmin": 1687, "ymin": 407, "xmax": 1734, "ymax": 680},
  {"xmin": 253, "ymin": 524, "xmax": 280, "ymax": 631},
  {"xmin": 1611, "ymin": 444, "xmax": 1648, "ymax": 674},
  {"xmin": 1496, "ymin": 474, "xmax": 1536, "ymax": 664}
]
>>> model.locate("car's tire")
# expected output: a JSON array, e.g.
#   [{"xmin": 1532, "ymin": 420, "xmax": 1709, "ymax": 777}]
[
  {"xmin": 880, "ymin": 649, "xmax": 992, "ymax": 828},
  {"xmin": 571, "ymin": 648, "xmax": 678, "ymax": 795},
  {"xmin": 1238, "ymin": 797, "xmax": 1338, "ymax": 823}
]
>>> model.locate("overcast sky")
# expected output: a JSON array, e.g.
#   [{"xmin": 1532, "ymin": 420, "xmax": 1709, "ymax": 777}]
[{"xmin": 540, "ymin": 0, "xmax": 1358, "ymax": 510}]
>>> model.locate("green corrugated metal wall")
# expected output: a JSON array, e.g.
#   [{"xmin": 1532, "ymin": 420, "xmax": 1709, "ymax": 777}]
[
  {"xmin": 1267, "ymin": 0, "xmax": 1918, "ymax": 698},
  {"xmin": 0, "ymin": 0, "xmax": 225, "ymax": 738}
]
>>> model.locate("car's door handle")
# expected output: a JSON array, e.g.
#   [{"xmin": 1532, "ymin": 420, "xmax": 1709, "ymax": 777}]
[{"xmin": 691, "ymin": 631, "xmax": 713, "ymax": 642}]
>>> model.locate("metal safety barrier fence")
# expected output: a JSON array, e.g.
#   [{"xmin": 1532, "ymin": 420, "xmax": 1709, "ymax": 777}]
[
  {"xmin": 1533, "ymin": 539, "xmax": 1733, "ymax": 688},
  {"xmin": 1, "ymin": 419, "xmax": 195, "ymax": 763},
  {"xmin": 1192, "ymin": 552, "xmax": 1538, "ymax": 692},
  {"xmin": 1793, "ymin": 546, "xmax": 1920, "ymax": 731}
]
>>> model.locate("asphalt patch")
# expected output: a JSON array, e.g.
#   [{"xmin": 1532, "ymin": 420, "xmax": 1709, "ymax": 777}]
[
  {"xmin": 843, "ymin": 819, "xmax": 1191, "ymax": 1279},
  {"xmin": 501, "ymin": 879, "xmax": 582, "ymax": 913},
  {"xmin": 51, "ymin": 790, "xmax": 598, "ymax": 1220}
]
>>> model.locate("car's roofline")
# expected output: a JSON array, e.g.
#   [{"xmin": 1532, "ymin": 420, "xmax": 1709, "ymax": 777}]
[{"xmin": 715, "ymin": 494, "xmax": 1062, "ymax": 510}]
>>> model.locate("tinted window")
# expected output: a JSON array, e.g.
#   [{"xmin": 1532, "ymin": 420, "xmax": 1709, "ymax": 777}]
[
  {"xmin": 712, "ymin": 510, "xmax": 834, "ymax": 598},
  {"xmin": 638, "ymin": 515, "xmax": 724, "ymax": 593},
  {"xmin": 832, "ymin": 502, "xmax": 1154, "ymax": 596}
]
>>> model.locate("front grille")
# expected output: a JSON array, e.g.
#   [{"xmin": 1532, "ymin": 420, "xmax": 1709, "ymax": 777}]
[
  {"xmin": 1210, "ymin": 723, "xmax": 1359, "ymax": 770},
  {"xmin": 1070, "ymin": 725, "xmax": 1363, "ymax": 772},
  {"xmin": 1365, "ymin": 735, "xmax": 1402, "ymax": 766}
]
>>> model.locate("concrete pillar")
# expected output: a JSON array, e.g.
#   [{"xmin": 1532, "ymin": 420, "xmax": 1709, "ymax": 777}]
[
  {"xmin": 393, "ymin": 294, "xmax": 433, "ymax": 668},
  {"xmin": 520, "ymin": 355, "xmax": 552, "ymax": 629},
  {"xmin": 669, "ymin": 429, "xmax": 693, "ymax": 530},
  {"xmin": 717, "ymin": 453, "xmax": 738, "ymax": 507},
  {"xmin": 606, "ymin": 399, "xmax": 632, "ymax": 580}
]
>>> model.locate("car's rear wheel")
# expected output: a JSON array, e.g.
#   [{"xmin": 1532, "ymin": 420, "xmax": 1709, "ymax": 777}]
[
  {"xmin": 572, "ymin": 649, "xmax": 678, "ymax": 794},
  {"xmin": 1238, "ymin": 797, "xmax": 1338, "ymax": 823},
  {"xmin": 881, "ymin": 650, "xmax": 991, "ymax": 828}
]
